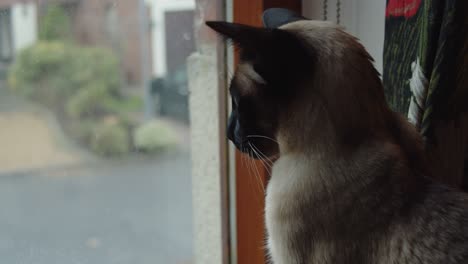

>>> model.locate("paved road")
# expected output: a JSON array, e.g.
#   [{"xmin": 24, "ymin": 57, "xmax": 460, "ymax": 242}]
[{"xmin": 0, "ymin": 153, "xmax": 193, "ymax": 264}]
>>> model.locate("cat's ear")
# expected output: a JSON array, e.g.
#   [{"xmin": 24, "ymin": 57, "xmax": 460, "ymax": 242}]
[
  {"xmin": 205, "ymin": 21, "xmax": 274, "ymax": 49},
  {"xmin": 206, "ymin": 20, "xmax": 314, "ymax": 85}
]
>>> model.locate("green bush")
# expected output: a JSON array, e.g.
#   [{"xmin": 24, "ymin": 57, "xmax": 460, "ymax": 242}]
[
  {"xmin": 67, "ymin": 119, "xmax": 97, "ymax": 145},
  {"xmin": 91, "ymin": 120, "xmax": 130, "ymax": 157},
  {"xmin": 134, "ymin": 120, "xmax": 178, "ymax": 153},
  {"xmin": 7, "ymin": 41, "xmax": 142, "ymax": 157},
  {"xmin": 68, "ymin": 47, "xmax": 120, "ymax": 94},
  {"xmin": 8, "ymin": 41, "xmax": 69, "ymax": 105},
  {"xmin": 102, "ymin": 95, "xmax": 144, "ymax": 115},
  {"xmin": 8, "ymin": 42, "xmax": 120, "ymax": 112},
  {"xmin": 66, "ymin": 83, "xmax": 114, "ymax": 119},
  {"xmin": 39, "ymin": 4, "xmax": 72, "ymax": 41}
]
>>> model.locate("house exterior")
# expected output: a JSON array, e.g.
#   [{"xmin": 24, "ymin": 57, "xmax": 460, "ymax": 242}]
[
  {"xmin": 1, "ymin": 0, "xmax": 196, "ymax": 92},
  {"xmin": 0, "ymin": 0, "xmax": 150, "ymax": 85},
  {"xmin": 59, "ymin": 0, "xmax": 152, "ymax": 85},
  {"xmin": 0, "ymin": 1, "xmax": 37, "ymax": 78},
  {"xmin": 35, "ymin": 0, "xmax": 152, "ymax": 85},
  {"xmin": 145, "ymin": 0, "xmax": 195, "ymax": 78}
]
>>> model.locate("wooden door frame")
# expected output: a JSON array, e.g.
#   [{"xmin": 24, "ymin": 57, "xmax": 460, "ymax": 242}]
[{"xmin": 232, "ymin": 1, "xmax": 302, "ymax": 263}]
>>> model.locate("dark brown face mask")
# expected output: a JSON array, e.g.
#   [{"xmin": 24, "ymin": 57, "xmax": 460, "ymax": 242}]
[{"xmin": 205, "ymin": 8, "xmax": 313, "ymax": 159}]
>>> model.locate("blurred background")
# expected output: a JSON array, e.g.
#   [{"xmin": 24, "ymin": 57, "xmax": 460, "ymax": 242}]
[{"xmin": 0, "ymin": 0, "xmax": 195, "ymax": 263}]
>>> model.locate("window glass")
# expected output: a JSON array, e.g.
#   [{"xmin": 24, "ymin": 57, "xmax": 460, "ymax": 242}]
[{"xmin": 0, "ymin": 1, "xmax": 208, "ymax": 263}]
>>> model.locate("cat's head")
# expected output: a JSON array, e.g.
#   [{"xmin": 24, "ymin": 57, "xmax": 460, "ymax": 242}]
[{"xmin": 207, "ymin": 9, "xmax": 388, "ymax": 159}]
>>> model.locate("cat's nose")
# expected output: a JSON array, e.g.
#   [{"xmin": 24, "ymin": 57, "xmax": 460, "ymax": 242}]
[
  {"xmin": 227, "ymin": 126, "xmax": 235, "ymax": 142},
  {"xmin": 227, "ymin": 113, "xmax": 237, "ymax": 142},
  {"xmin": 227, "ymin": 121, "xmax": 235, "ymax": 142}
]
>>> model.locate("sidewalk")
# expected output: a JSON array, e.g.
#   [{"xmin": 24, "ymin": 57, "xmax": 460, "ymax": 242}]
[{"xmin": 0, "ymin": 86, "xmax": 85, "ymax": 174}]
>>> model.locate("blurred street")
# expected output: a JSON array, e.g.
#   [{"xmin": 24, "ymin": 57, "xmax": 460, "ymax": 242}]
[{"xmin": 0, "ymin": 153, "xmax": 193, "ymax": 264}]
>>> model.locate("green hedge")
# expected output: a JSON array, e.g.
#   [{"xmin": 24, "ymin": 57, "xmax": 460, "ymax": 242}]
[
  {"xmin": 91, "ymin": 120, "xmax": 130, "ymax": 157},
  {"xmin": 39, "ymin": 3, "xmax": 72, "ymax": 41},
  {"xmin": 7, "ymin": 41, "xmax": 132, "ymax": 156},
  {"xmin": 8, "ymin": 41, "xmax": 120, "ymax": 111}
]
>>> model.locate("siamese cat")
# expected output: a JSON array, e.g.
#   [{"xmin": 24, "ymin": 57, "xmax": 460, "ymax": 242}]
[{"xmin": 207, "ymin": 8, "xmax": 468, "ymax": 264}]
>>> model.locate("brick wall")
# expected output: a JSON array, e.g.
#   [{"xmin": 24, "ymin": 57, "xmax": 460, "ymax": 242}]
[{"xmin": 70, "ymin": 0, "xmax": 152, "ymax": 85}]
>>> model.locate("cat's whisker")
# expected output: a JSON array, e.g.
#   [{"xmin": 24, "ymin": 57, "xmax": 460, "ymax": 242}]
[
  {"xmin": 249, "ymin": 145, "xmax": 274, "ymax": 175},
  {"xmin": 246, "ymin": 135, "xmax": 279, "ymax": 144},
  {"xmin": 242, "ymin": 144, "xmax": 257, "ymax": 190},
  {"xmin": 244, "ymin": 146, "xmax": 253, "ymax": 178},
  {"xmin": 240, "ymin": 144, "xmax": 245, "ymax": 168},
  {"xmin": 250, "ymin": 143, "xmax": 275, "ymax": 167},
  {"xmin": 249, "ymin": 142, "xmax": 272, "ymax": 174},
  {"xmin": 249, "ymin": 152, "xmax": 262, "ymax": 191},
  {"xmin": 251, "ymin": 150, "xmax": 265, "ymax": 192},
  {"xmin": 248, "ymin": 147, "xmax": 265, "ymax": 192},
  {"xmin": 242, "ymin": 146, "xmax": 259, "ymax": 194},
  {"xmin": 248, "ymin": 142, "xmax": 269, "ymax": 164}
]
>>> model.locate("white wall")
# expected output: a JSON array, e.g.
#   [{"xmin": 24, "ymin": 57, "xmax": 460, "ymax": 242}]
[
  {"xmin": 303, "ymin": 0, "xmax": 386, "ymax": 74},
  {"xmin": 11, "ymin": 2, "xmax": 37, "ymax": 54}
]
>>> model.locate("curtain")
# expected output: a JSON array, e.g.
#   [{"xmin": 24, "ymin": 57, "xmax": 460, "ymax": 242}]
[{"xmin": 383, "ymin": 0, "xmax": 468, "ymax": 188}]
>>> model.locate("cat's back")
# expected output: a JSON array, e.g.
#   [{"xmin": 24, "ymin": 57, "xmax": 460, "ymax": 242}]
[
  {"xmin": 382, "ymin": 182, "xmax": 468, "ymax": 264},
  {"xmin": 267, "ymin": 156, "xmax": 468, "ymax": 264}
]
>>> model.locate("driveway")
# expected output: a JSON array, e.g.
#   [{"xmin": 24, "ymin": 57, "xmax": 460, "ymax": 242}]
[
  {"xmin": 0, "ymin": 154, "xmax": 193, "ymax": 264},
  {"xmin": 0, "ymin": 86, "xmax": 85, "ymax": 174}
]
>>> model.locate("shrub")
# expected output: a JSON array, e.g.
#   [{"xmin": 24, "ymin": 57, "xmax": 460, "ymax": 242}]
[
  {"xmin": 91, "ymin": 119, "xmax": 130, "ymax": 157},
  {"xmin": 102, "ymin": 95, "xmax": 143, "ymax": 115},
  {"xmin": 66, "ymin": 83, "xmax": 113, "ymax": 119},
  {"xmin": 39, "ymin": 4, "xmax": 72, "ymax": 41},
  {"xmin": 67, "ymin": 119, "xmax": 97, "ymax": 145},
  {"xmin": 8, "ymin": 42, "xmax": 121, "ymax": 112},
  {"xmin": 8, "ymin": 41, "xmax": 69, "ymax": 105},
  {"xmin": 7, "ymin": 40, "xmax": 143, "ymax": 158},
  {"xmin": 134, "ymin": 120, "xmax": 178, "ymax": 153},
  {"xmin": 68, "ymin": 47, "xmax": 120, "ymax": 94}
]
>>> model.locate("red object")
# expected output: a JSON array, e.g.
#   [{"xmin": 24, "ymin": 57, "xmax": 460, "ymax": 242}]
[{"xmin": 386, "ymin": 0, "xmax": 422, "ymax": 18}]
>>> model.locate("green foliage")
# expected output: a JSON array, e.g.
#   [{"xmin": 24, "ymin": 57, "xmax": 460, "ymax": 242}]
[
  {"xmin": 8, "ymin": 41, "xmax": 120, "ymax": 111},
  {"xmin": 8, "ymin": 41, "xmax": 69, "ymax": 105},
  {"xmin": 39, "ymin": 4, "xmax": 72, "ymax": 41},
  {"xmin": 66, "ymin": 83, "xmax": 114, "ymax": 119},
  {"xmin": 68, "ymin": 47, "xmax": 120, "ymax": 94},
  {"xmin": 134, "ymin": 120, "xmax": 178, "ymax": 153},
  {"xmin": 103, "ymin": 95, "xmax": 144, "ymax": 115},
  {"xmin": 7, "ymin": 41, "xmax": 144, "ymax": 157},
  {"xmin": 67, "ymin": 119, "xmax": 97, "ymax": 145},
  {"xmin": 91, "ymin": 120, "xmax": 130, "ymax": 157}
]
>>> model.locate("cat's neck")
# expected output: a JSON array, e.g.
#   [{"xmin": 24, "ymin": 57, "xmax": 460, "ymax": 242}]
[
  {"xmin": 269, "ymin": 136, "xmax": 417, "ymax": 231},
  {"xmin": 277, "ymin": 104, "xmax": 426, "ymax": 174},
  {"xmin": 274, "ymin": 136, "xmax": 403, "ymax": 190},
  {"xmin": 274, "ymin": 109, "xmax": 427, "ymax": 199}
]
